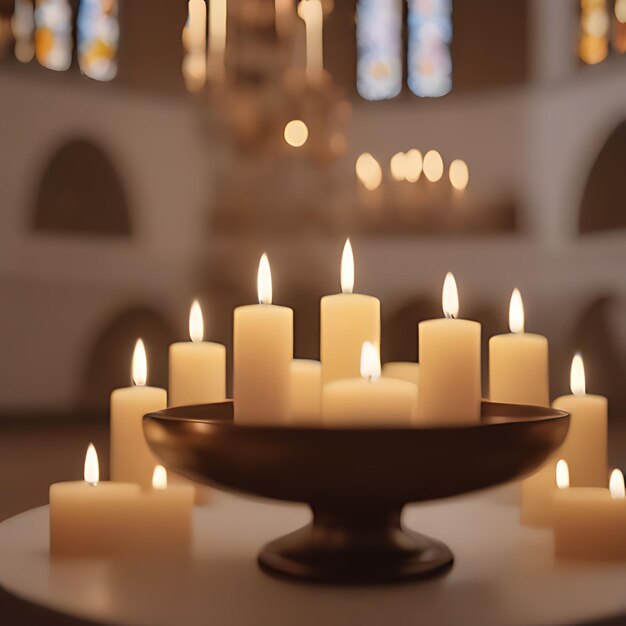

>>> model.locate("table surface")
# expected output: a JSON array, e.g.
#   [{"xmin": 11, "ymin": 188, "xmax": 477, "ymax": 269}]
[{"xmin": 1, "ymin": 486, "xmax": 625, "ymax": 626}]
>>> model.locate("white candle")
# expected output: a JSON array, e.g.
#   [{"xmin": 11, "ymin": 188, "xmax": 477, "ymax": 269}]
[
  {"xmin": 417, "ymin": 273, "xmax": 481, "ymax": 425},
  {"xmin": 553, "ymin": 463, "xmax": 626, "ymax": 560},
  {"xmin": 489, "ymin": 289, "xmax": 549, "ymax": 406},
  {"xmin": 382, "ymin": 362, "xmax": 419, "ymax": 416},
  {"xmin": 289, "ymin": 359, "xmax": 321, "ymax": 424},
  {"xmin": 50, "ymin": 445, "xmax": 140, "ymax": 558},
  {"xmin": 553, "ymin": 354, "xmax": 608, "ymax": 487},
  {"xmin": 110, "ymin": 340, "xmax": 167, "ymax": 489},
  {"xmin": 322, "ymin": 342, "xmax": 417, "ymax": 426},
  {"xmin": 169, "ymin": 300, "xmax": 226, "ymax": 407},
  {"xmin": 297, "ymin": 0, "xmax": 324, "ymax": 85},
  {"xmin": 321, "ymin": 239, "xmax": 380, "ymax": 385},
  {"xmin": 234, "ymin": 254, "xmax": 293, "ymax": 424}
]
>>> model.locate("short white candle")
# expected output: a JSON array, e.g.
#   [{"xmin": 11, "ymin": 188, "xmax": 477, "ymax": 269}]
[
  {"xmin": 417, "ymin": 273, "xmax": 481, "ymax": 425},
  {"xmin": 321, "ymin": 239, "xmax": 380, "ymax": 385},
  {"xmin": 110, "ymin": 340, "xmax": 167, "ymax": 489},
  {"xmin": 382, "ymin": 362, "xmax": 419, "ymax": 416},
  {"xmin": 50, "ymin": 444, "xmax": 140, "ymax": 558},
  {"xmin": 289, "ymin": 359, "xmax": 322, "ymax": 424},
  {"xmin": 322, "ymin": 342, "xmax": 417, "ymax": 427},
  {"xmin": 553, "ymin": 354, "xmax": 608, "ymax": 487},
  {"xmin": 234, "ymin": 254, "xmax": 293, "ymax": 424},
  {"xmin": 553, "ymin": 463, "xmax": 626, "ymax": 560}
]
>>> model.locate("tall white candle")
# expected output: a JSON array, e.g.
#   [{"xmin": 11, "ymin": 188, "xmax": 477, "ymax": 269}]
[
  {"xmin": 297, "ymin": 0, "xmax": 324, "ymax": 85},
  {"xmin": 553, "ymin": 354, "xmax": 608, "ymax": 487},
  {"xmin": 234, "ymin": 254, "xmax": 293, "ymax": 424},
  {"xmin": 321, "ymin": 239, "xmax": 380, "ymax": 385},
  {"xmin": 322, "ymin": 342, "xmax": 417, "ymax": 426},
  {"xmin": 110, "ymin": 340, "xmax": 167, "ymax": 489},
  {"xmin": 417, "ymin": 273, "xmax": 481, "ymax": 425}
]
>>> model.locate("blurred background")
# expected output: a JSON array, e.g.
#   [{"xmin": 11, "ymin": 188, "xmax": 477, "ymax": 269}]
[{"xmin": 0, "ymin": 0, "xmax": 624, "ymax": 520}]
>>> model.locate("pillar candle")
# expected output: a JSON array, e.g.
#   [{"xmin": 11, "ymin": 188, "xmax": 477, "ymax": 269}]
[
  {"xmin": 110, "ymin": 339, "xmax": 167, "ymax": 489},
  {"xmin": 289, "ymin": 359, "xmax": 321, "ymax": 424},
  {"xmin": 553, "ymin": 353, "xmax": 608, "ymax": 487},
  {"xmin": 489, "ymin": 288, "xmax": 549, "ymax": 406},
  {"xmin": 488, "ymin": 289, "xmax": 555, "ymax": 527},
  {"xmin": 50, "ymin": 445, "xmax": 141, "ymax": 558},
  {"xmin": 169, "ymin": 300, "xmax": 226, "ymax": 407},
  {"xmin": 321, "ymin": 239, "xmax": 380, "ymax": 385},
  {"xmin": 234, "ymin": 253, "xmax": 293, "ymax": 424},
  {"xmin": 552, "ymin": 463, "xmax": 626, "ymax": 560},
  {"xmin": 322, "ymin": 342, "xmax": 417, "ymax": 426},
  {"xmin": 382, "ymin": 362, "xmax": 419, "ymax": 416},
  {"xmin": 417, "ymin": 273, "xmax": 481, "ymax": 425}
]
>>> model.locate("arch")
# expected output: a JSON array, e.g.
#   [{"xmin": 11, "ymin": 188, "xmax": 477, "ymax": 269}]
[
  {"xmin": 579, "ymin": 120, "xmax": 626, "ymax": 234},
  {"xmin": 77, "ymin": 305, "xmax": 174, "ymax": 410},
  {"xmin": 32, "ymin": 137, "xmax": 132, "ymax": 236}
]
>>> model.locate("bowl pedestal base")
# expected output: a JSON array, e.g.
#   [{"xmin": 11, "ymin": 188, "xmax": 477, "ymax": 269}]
[{"xmin": 258, "ymin": 506, "xmax": 454, "ymax": 584}]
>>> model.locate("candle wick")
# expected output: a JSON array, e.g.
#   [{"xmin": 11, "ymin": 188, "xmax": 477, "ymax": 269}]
[{"xmin": 444, "ymin": 311, "xmax": 455, "ymax": 320}]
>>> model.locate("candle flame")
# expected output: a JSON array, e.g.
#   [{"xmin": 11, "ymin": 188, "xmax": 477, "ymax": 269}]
[
  {"xmin": 341, "ymin": 238, "xmax": 354, "ymax": 294},
  {"xmin": 570, "ymin": 352, "xmax": 586, "ymax": 396},
  {"xmin": 84, "ymin": 443, "xmax": 99, "ymax": 486},
  {"xmin": 132, "ymin": 339, "xmax": 147, "ymax": 387},
  {"xmin": 442, "ymin": 272, "xmax": 459, "ymax": 319},
  {"xmin": 610, "ymin": 469, "xmax": 625, "ymax": 499},
  {"xmin": 257, "ymin": 253, "xmax": 272, "ymax": 305},
  {"xmin": 189, "ymin": 299, "xmax": 204, "ymax": 343},
  {"xmin": 360, "ymin": 341, "xmax": 381, "ymax": 382},
  {"xmin": 152, "ymin": 465, "xmax": 168, "ymax": 490},
  {"xmin": 556, "ymin": 459, "xmax": 570, "ymax": 489},
  {"xmin": 509, "ymin": 288, "xmax": 524, "ymax": 334}
]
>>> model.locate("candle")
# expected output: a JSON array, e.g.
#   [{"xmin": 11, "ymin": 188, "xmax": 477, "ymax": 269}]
[
  {"xmin": 234, "ymin": 254, "xmax": 293, "ymax": 424},
  {"xmin": 289, "ymin": 359, "xmax": 321, "ymax": 424},
  {"xmin": 297, "ymin": 0, "xmax": 324, "ymax": 85},
  {"xmin": 50, "ymin": 444, "xmax": 140, "ymax": 557},
  {"xmin": 321, "ymin": 239, "xmax": 380, "ymax": 385},
  {"xmin": 110, "ymin": 340, "xmax": 167, "ymax": 489},
  {"xmin": 322, "ymin": 342, "xmax": 417, "ymax": 426},
  {"xmin": 553, "ymin": 354, "xmax": 608, "ymax": 487},
  {"xmin": 489, "ymin": 289, "xmax": 549, "ymax": 406},
  {"xmin": 382, "ymin": 362, "xmax": 419, "ymax": 416},
  {"xmin": 553, "ymin": 462, "xmax": 626, "ymax": 560},
  {"xmin": 169, "ymin": 300, "xmax": 226, "ymax": 407},
  {"xmin": 417, "ymin": 273, "xmax": 481, "ymax": 425}
]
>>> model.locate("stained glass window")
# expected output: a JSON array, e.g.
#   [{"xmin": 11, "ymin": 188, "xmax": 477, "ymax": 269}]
[
  {"xmin": 77, "ymin": 0, "xmax": 119, "ymax": 81},
  {"xmin": 407, "ymin": 0, "xmax": 452, "ymax": 98},
  {"xmin": 356, "ymin": 0, "xmax": 402, "ymax": 101},
  {"xmin": 579, "ymin": 0, "xmax": 610, "ymax": 64},
  {"xmin": 34, "ymin": 0, "xmax": 72, "ymax": 71}
]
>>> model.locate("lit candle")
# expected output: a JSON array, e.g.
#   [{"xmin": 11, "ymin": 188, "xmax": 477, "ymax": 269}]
[
  {"xmin": 322, "ymin": 342, "xmax": 417, "ymax": 426},
  {"xmin": 553, "ymin": 463, "xmax": 626, "ymax": 560},
  {"xmin": 489, "ymin": 288, "xmax": 549, "ymax": 406},
  {"xmin": 234, "ymin": 254, "xmax": 293, "ymax": 424},
  {"xmin": 169, "ymin": 300, "xmax": 226, "ymax": 407},
  {"xmin": 320, "ymin": 239, "xmax": 380, "ymax": 385},
  {"xmin": 297, "ymin": 0, "xmax": 324, "ymax": 85},
  {"xmin": 50, "ymin": 444, "xmax": 140, "ymax": 557},
  {"xmin": 382, "ymin": 362, "xmax": 419, "ymax": 416},
  {"xmin": 417, "ymin": 273, "xmax": 481, "ymax": 425},
  {"xmin": 289, "ymin": 359, "xmax": 322, "ymax": 424},
  {"xmin": 110, "ymin": 340, "xmax": 167, "ymax": 489},
  {"xmin": 553, "ymin": 354, "xmax": 608, "ymax": 487},
  {"xmin": 208, "ymin": 0, "xmax": 227, "ymax": 80}
]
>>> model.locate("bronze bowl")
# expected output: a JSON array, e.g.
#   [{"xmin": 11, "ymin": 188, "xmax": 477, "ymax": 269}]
[{"xmin": 144, "ymin": 401, "xmax": 569, "ymax": 584}]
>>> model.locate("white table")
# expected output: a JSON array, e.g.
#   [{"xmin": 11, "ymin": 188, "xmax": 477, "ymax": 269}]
[{"xmin": 0, "ymin": 486, "xmax": 625, "ymax": 626}]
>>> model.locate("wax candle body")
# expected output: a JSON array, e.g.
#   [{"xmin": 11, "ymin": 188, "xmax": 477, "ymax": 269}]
[
  {"xmin": 110, "ymin": 386, "xmax": 167, "ymax": 489},
  {"xmin": 382, "ymin": 362, "xmax": 420, "ymax": 386},
  {"xmin": 552, "ymin": 394, "xmax": 608, "ymax": 487},
  {"xmin": 489, "ymin": 333, "xmax": 549, "ymax": 406},
  {"xmin": 234, "ymin": 304, "xmax": 293, "ymax": 424},
  {"xmin": 553, "ymin": 488, "xmax": 626, "ymax": 560},
  {"xmin": 322, "ymin": 378, "xmax": 417, "ymax": 426},
  {"xmin": 169, "ymin": 341, "xmax": 226, "ymax": 407},
  {"xmin": 50, "ymin": 482, "xmax": 140, "ymax": 557},
  {"xmin": 289, "ymin": 359, "xmax": 321, "ymax": 424},
  {"xmin": 417, "ymin": 318, "xmax": 481, "ymax": 425}
]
